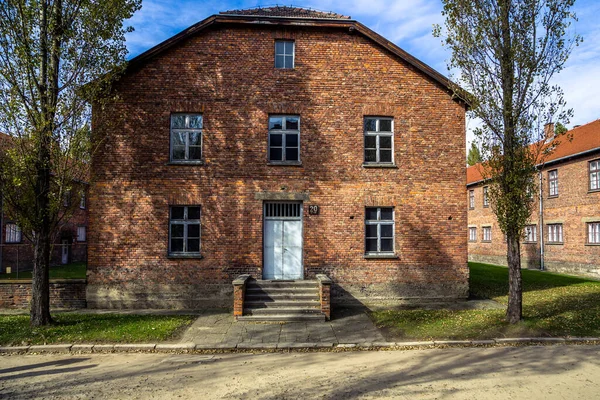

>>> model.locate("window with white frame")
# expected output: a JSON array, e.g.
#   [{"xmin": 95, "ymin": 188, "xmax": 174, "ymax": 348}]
[
  {"xmin": 268, "ymin": 115, "xmax": 300, "ymax": 163},
  {"xmin": 364, "ymin": 117, "xmax": 393, "ymax": 164},
  {"xmin": 6, "ymin": 224, "xmax": 21, "ymax": 243},
  {"xmin": 548, "ymin": 169, "xmax": 558, "ymax": 196},
  {"xmin": 365, "ymin": 207, "xmax": 394, "ymax": 254},
  {"xmin": 169, "ymin": 206, "xmax": 201, "ymax": 255},
  {"xmin": 77, "ymin": 226, "xmax": 86, "ymax": 242},
  {"xmin": 170, "ymin": 114, "xmax": 203, "ymax": 162},
  {"xmin": 80, "ymin": 191, "xmax": 86, "ymax": 209},
  {"xmin": 469, "ymin": 227, "xmax": 477, "ymax": 242},
  {"xmin": 590, "ymin": 160, "xmax": 600, "ymax": 191},
  {"xmin": 482, "ymin": 226, "xmax": 492, "ymax": 242},
  {"xmin": 588, "ymin": 222, "xmax": 600, "ymax": 244},
  {"xmin": 275, "ymin": 40, "xmax": 294, "ymax": 69},
  {"xmin": 524, "ymin": 225, "xmax": 537, "ymax": 242},
  {"xmin": 469, "ymin": 190, "xmax": 474, "ymax": 209},
  {"xmin": 483, "ymin": 186, "xmax": 489, "ymax": 207},
  {"xmin": 547, "ymin": 224, "xmax": 563, "ymax": 243}
]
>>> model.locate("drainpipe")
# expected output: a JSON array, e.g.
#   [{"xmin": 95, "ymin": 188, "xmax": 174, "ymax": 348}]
[{"xmin": 539, "ymin": 170, "xmax": 545, "ymax": 271}]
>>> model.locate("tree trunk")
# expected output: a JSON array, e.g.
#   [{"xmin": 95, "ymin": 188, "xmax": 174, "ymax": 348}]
[
  {"xmin": 30, "ymin": 232, "xmax": 52, "ymax": 326},
  {"xmin": 506, "ymin": 234, "xmax": 522, "ymax": 323}
]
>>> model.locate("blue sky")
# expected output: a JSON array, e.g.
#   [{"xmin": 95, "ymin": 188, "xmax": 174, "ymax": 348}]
[{"xmin": 125, "ymin": 0, "xmax": 600, "ymax": 144}]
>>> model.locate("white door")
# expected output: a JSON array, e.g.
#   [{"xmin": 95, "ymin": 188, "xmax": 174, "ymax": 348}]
[
  {"xmin": 263, "ymin": 202, "xmax": 303, "ymax": 280},
  {"xmin": 61, "ymin": 239, "xmax": 69, "ymax": 264}
]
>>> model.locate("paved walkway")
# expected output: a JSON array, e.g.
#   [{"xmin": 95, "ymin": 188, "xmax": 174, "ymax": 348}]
[{"xmin": 179, "ymin": 307, "xmax": 386, "ymax": 347}]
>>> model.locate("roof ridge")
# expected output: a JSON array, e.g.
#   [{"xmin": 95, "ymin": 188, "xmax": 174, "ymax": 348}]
[{"xmin": 219, "ymin": 5, "xmax": 351, "ymax": 20}]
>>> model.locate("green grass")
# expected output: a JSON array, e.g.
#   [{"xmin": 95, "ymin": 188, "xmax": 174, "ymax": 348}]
[
  {"xmin": 0, "ymin": 313, "xmax": 195, "ymax": 346},
  {"xmin": 0, "ymin": 262, "xmax": 87, "ymax": 280},
  {"xmin": 371, "ymin": 262, "xmax": 600, "ymax": 340}
]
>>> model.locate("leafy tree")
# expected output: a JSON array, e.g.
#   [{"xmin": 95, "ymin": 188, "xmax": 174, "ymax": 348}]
[
  {"xmin": 0, "ymin": 0, "xmax": 140, "ymax": 326},
  {"xmin": 467, "ymin": 142, "xmax": 482, "ymax": 166},
  {"xmin": 555, "ymin": 122, "xmax": 568, "ymax": 135},
  {"xmin": 435, "ymin": 0, "xmax": 580, "ymax": 323}
]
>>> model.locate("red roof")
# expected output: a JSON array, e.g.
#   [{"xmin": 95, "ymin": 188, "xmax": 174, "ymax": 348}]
[
  {"xmin": 220, "ymin": 6, "xmax": 351, "ymax": 20},
  {"xmin": 467, "ymin": 119, "xmax": 600, "ymax": 185}
]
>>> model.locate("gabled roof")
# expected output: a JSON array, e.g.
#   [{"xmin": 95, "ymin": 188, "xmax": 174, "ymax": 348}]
[
  {"xmin": 467, "ymin": 119, "xmax": 600, "ymax": 185},
  {"xmin": 220, "ymin": 6, "xmax": 350, "ymax": 20},
  {"xmin": 124, "ymin": 8, "xmax": 469, "ymax": 108}
]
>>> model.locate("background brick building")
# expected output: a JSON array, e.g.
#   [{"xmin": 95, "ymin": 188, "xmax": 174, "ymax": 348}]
[
  {"xmin": 467, "ymin": 119, "xmax": 600, "ymax": 278},
  {"xmin": 89, "ymin": 7, "xmax": 468, "ymax": 309}
]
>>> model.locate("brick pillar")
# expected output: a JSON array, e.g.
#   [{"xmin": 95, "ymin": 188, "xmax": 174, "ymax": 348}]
[
  {"xmin": 316, "ymin": 274, "xmax": 332, "ymax": 320},
  {"xmin": 232, "ymin": 274, "xmax": 250, "ymax": 319}
]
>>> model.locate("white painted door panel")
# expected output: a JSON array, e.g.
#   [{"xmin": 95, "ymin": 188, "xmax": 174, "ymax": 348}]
[
  {"xmin": 264, "ymin": 220, "xmax": 283, "ymax": 280},
  {"xmin": 283, "ymin": 220, "xmax": 302, "ymax": 279}
]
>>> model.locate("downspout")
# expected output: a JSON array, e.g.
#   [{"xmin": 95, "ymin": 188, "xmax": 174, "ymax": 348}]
[{"xmin": 539, "ymin": 170, "xmax": 545, "ymax": 271}]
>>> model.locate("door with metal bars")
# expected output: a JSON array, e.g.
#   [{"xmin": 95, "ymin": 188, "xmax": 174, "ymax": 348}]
[{"xmin": 263, "ymin": 202, "xmax": 303, "ymax": 280}]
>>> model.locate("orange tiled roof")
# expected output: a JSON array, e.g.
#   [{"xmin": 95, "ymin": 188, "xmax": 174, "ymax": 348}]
[{"xmin": 467, "ymin": 119, "xmax": 600, "ymax": 185}]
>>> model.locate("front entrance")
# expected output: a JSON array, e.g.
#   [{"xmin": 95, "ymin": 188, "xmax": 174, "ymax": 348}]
[
  {"xmin": 61, "ymin": 239, "xmax": 69, "ymax": 264},
  {"xmin": 263, "ymin": 202, "xmax": 303, "ymax": 280}
]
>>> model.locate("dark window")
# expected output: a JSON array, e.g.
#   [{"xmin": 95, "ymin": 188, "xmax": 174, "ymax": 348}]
[
  {"xmin": 364, "ymin": 117, "xmax": 394, "ymax": 164},
  {"xmin": 5, "ymin": 224, "xmax": 21, "ymax": 243},
  {"xmin": 169, "ymin": 206, "xmax": 201, "ymax": 255},
  {"xmin": 365, "ymin": 207, "xmax": 394, "ymax": 254},
  {"xmin": 275, "ymin": 40, "xmax": 294, "ymax": 69},
  {"xmin": 170, "ymin": 114, "xmax": 203, "ymax": 162},
  {"xmin": 268, "ymin": 116, "xmax": 300, "ymax": 163}
]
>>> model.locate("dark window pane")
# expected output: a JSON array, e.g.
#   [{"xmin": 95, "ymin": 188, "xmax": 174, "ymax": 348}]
[
  {"xmin": 171, "ymin": 207, "xmax": 184, "ymax": 220},
  {"xmin": 171, "ymin": 115, "xmax": 185, "ymax": 129},
  {"xmin": 380, "ymin": 150, "xmax": 392, "ymax": 163},
  {"xmin": 170, "ymin": 224, "xmax": 184, "ymax": 237},
  {"xmin": 364, "ymin": 136, "xmax": 376, "ymax": 148},
  {"xmin": 269, "ymin": 117, "xmax": 283, "ymax": 130},
  {"xmin": 275, "ymin": 55, "xmax": 285, "ymax": 68},
  {"xmin": 284, "ymin": 56, "xmax": 293, "ymax": 69},
  {"xmin": 188, "ymin": 207, "xmax": 201, "ymax": 220},
  {"xmin": 366, "ymin": 225, "xmax": 378, "ymax": 238},
  {"xmin": 172, "ymin": 132, "xmax": 185, "ymax": 146},
  {"xmin": 189, "ymin": 146, "xmax": 201, "ymax": 160},
  {"xmin": 188, "ymin": 224, "xmax": 200, "ymax": 238},
  {"xmin": 365, "ymin": 118, "xmax": 377, "ymax": 132},
  {"xmin": 286, "ymin": 117, "xmax": 299, "ymax": 130},
  {"xmin": 286, "ymin": 134, "xmax": 298, "ymax": 147},
  {"xmin": 286, "ymin": 148, "xmax": 299, "ymax": 161},
  {"xmin": 172, "ymin": 146, "xmax": 185, "ymax": 160},
  {"xmin": 188, "ymin": 115, "xmax": 203, "ymax": 129},
  {"xmin": 285, "ymin": 41, "xmax": 294, "ymax": 54},
  {"xmin": 270, "ymin": 148, "xmax": 283, "ymax": 161},
  {"xmin": 189, "ymin": 132, "xmax": 201, "ymax": 145},
  {"xmin": 365, "ymin": 208, "xmax": 378, "ymax": 221},
  {"xmin": 366, "ymin": 239, "xmax": 378, "ymax": 252},
  {"xmin": 379, "ymin": 119, "xmax": 392, "ymax": 132},
  {"xmin": 270, "ymin": 134, "xmax": 283, "ymax": 146},
  {"xmin": 170, "ymin": 238, "xmax": 184, "ymax": 253},
  {"xmin": 380, "ymin": 136, "xmax": 392, "ymax": 148},
  {"xmin": 380, "ymin": 208, "xmax": 393, "ymax": 220},
  {"xmin": 380, "ymin": 239, "xmax": 394, "ymax": 252},
  {"xmin": 365, "ymin": 149, "xmax": 377, "ymax": 162},
  {"xmin": 275, "ymin": 41, "xmax": 285, "ymax": 55},
  {"xmin": 381, "ymin": 224, "xmax": 393, "ymax": 238},
  {"xmin": 187, "ymin": 239, "xmax": 200, "ymax": 253}
]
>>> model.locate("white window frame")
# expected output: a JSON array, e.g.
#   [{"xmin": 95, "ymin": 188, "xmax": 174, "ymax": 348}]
[
  {"xmin": 268, "ymin": 115, "xmax": 300, "ymax": 164},
  {"xmin": 6, "ymin": 223, "xmax": 22, "ymax": 243},
  {"xmin": 483, "ymin": 186, "xmax": 489, "ymax": 207},
  {"xmin": 590, "ymin": 160, "xmax": 600, "ymax": 191},
  {"xmin": 587, "ymin": 222, "xmax": 600, "ymax": 244},
  {"xmin": 524, "ymin": 225, "xmax": 537, "ymax": 243},
  {"xmin": 364, "ymin": 117, "xmax": 394, "ymax": 165},
  {"xmin": 365, "ymin": 207, "xmax": 395, "ymax": 254},
  {"xmin": 482, "ymin": 226, "xmax": 492, "ymax": 242},
  {"xmin": 275, "ymin": 40, "xmax": 295, "ymax": 69},
  {"xmin": 80, "ymin": 191, "xmax": 86, "ymax": 209},
  {"xmin": 169, "ymin": 206, "xmax": 201, "ymax": 255},
  {"xmin": 469, "ymin": 227, "xmax": 477, "ymax": 242},
  {"xmin": 547, "ymin": 223, "xmax": 563, "ymax": 243},
  {"xmin": 469, "ymin": 190, "xmax": 475, "ymax": 209},
  {"xmin": 77, "ymin": 226, "xmax": 86, "ymax": 242},
  {"xmin": 170, "ymin": 113, "xmax": 203, "ymax": 163},
  {"xmin": 548, "ymin": 169, "xmax": 558, "ymax": 197}
]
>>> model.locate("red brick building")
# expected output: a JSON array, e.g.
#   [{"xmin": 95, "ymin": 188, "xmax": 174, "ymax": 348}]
[
  {"xmin": 88, "ymin": 7, "xmax": 468, "ymax": 311},
  {"xmin": 467, "ymin": 120, "xmax": 600, "ymax": 278}
]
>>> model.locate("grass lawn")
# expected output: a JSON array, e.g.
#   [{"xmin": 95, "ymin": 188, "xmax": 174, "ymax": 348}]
[
  {"xmin": 0, "ymin": 262, "xmax": 87, "ymax": 280},
  {"xmin": 0, "ymin": 313, "xmax": 196, "ymax": 346},
  {"xmin": 371, "ymin": 262, "xmax": 600, "ymax": 340}
]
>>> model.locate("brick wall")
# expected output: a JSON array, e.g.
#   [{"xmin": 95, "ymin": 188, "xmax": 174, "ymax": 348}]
[
  {"xmin": 89, "ymin": 23, "xmax": 468, "ymax": 308},
  {"xmin": 0, "ymin": 280, "xmax": 87, "ymax": 309},
  {"xmin": 467, "ymin": 152, "xmax": 600, "ymax": 278}
]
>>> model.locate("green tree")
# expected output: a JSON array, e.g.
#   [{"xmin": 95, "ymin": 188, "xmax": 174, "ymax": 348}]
[
  {"xmin": 555, "ymin": 122, "xmax": 568, "ymax": 135},
  {"xmin": 467, "ymin": 142, "xmax": 482, "ymax": 166},
  {"xmin": 435, "ymin": 0, "xmax": 580, "ymax": 323},
  {"xmin": 0, "ymin": 0, "xmax": 140, "ymax": 326}
]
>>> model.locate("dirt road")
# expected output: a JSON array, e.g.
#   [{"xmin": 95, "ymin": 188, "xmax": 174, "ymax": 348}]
[{"xmin": 2, "ymin": 345, "xmax": 599, "ymax": 399}]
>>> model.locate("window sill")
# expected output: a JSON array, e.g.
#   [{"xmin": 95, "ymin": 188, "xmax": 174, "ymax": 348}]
[
  {"xmin": 523, "ymin": 241, "xmax": 537, "ymax": 244},
  {"xmin": 362, "ymin": 163, "xmax": 397, "ymax": 169},
  {"xmin": 481, "ymin": 240, "xmax": 492, "ymax": 243},
  {"xmin": 483, "ymin": 205, "xmax": 489, "ymax": 208},
  {"xmin": 588, "ymin": 189, "xmax": 600, "ymax": 194},
  {"xmin": 585, "ymin": 243, "xmax": 600, "ymax": 246},
  {"xmin": 545, "ymin": 242, "xmax": 564, "ymax": 245},
  {"xmin": 167, "ymin": 161, "xmax": 205, "ymax": 166},
  {"xmin": 167, "ymin": 254, "xmax": 203, "ymax": 259},
  {"xmin": 364, "ymin": 253, "xmax": 398, "ymax": 259},
  {"xmin": 267, "ymin": 161, "xmax": 303, "ymax": 167},
  {"xmin": 547, "ymin": 195, "xmax": 559, "ymax": 199},
  {"xmin": 468, "ymin": 240, "xmax": 477, "ymax": 243}
]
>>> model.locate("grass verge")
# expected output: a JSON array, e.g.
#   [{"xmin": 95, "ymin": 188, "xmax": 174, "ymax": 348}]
[
  {"xmin": 371, "ymin": 262, "xmax": 600, "ymax": 340},
  {"xmin": 0, "ymin": 314, "xmax": 195, "ymax": 346},
  {"xmin": 0, "ymin": 262, "xmax": 87, "ymax": 280}
]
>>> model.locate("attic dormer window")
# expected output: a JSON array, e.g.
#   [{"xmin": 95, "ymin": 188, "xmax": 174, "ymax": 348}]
[{"xmin": 275, "ymin": 40, "xmax": 294, "ymax": 69}]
